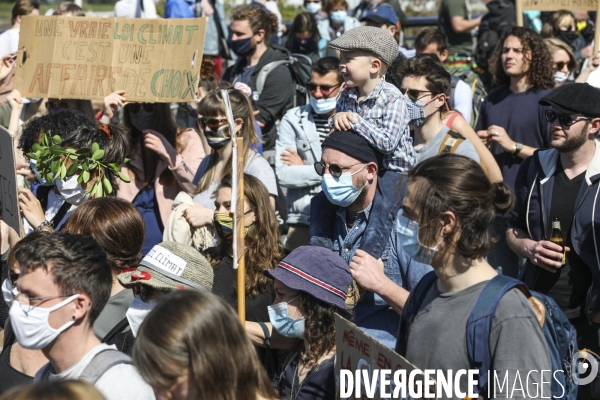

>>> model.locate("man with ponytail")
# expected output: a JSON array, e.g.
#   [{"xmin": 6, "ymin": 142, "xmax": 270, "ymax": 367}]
[{"xmin": 223, "ymin": 4, "xmax": 294, "ymax": 153}]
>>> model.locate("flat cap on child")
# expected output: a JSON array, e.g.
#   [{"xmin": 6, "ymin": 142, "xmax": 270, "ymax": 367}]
[{"xmin": 328, "ymin": 26, "xmax": 399, "ymax": 67}]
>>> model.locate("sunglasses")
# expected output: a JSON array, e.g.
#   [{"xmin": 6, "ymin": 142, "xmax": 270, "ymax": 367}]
[
  {"xmin": 306, "ymin": 83, "xmax": 340, "ymax": 96},
  {"xmin": 544, "ymin": 109, "xmax": 591, "ymax": 126},
  {"xmin": 198, "ymin": 116, "xmax": 228, "ymax": 129},
  {"xmin": 399, "ymin": 88, "xmax": 433, "ymax": 102},
  {"xmin": 129, "ymin": 103, "xmax": 157, "ymax": 113},
  {"xmin": 554, "ymin": 61, "xmax": 570, "ymax": 71},
  {"xmin": 46, "ymin": 100, "xmax": 70, "ymax": 110},
  {"xmin": 314, "ymin": 161, "xmax": 364, "ymax": 178}
]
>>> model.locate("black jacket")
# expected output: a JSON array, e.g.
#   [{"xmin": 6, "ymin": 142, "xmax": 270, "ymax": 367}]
[{"xmin": 223, "ymin": 45, "xmax": 294, "ymax": 151}]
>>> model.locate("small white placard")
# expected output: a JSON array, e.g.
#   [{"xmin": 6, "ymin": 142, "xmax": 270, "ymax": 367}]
[{"xmin": 143, "ymin": 247, "xmax": 187, "ymax": 277}]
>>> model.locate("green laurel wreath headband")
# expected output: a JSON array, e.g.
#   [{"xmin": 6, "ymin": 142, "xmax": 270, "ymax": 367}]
[{"xmin": 26, "ymin": 131, "xmax": 131, "ymax": 198}]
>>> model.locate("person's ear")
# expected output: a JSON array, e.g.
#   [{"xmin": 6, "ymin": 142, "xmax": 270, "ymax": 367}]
[
  {"xmin": 440, "ymin": 210, "xmax": 457, "ymax": 238},
  {"xmin": 234, "ymin": 117, "xmax": 244, "ymax": 133},
  {"xmin": 370, "ymin": 58, "xmax": 383, "ymax": 75},
  {"xmin": 72, "ymin": 294, "xmax": 92, "ymax": 322},
  {"xmin": 366, "ymin": 161, "xmax": 378, "ymax": 181},
  {"xmin": 440, "ymin": 49, "xmax": 449, "ymax": 62},
  {"xmin": 254, "ymin": 29, "xmax": 266, "ymax": 44},
  {"xmin": 589, "ymin": 117, "xmax": 600, "ymax": 136},
  {"xmin": 388, "ymin": 25, "xmax": 397, "ymax": 36},
  {"xmin": 16, "ymin": 15, "xmax": 21, "ymax": 24}
]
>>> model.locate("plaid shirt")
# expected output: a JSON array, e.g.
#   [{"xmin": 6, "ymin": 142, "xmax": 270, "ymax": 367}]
[{"xmin": 330, "ymin": 78, "xmax": 421, "ymax": 172}]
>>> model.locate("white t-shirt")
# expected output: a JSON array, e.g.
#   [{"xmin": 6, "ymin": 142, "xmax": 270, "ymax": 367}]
[
  {"xmin": 0, "ymin": 29, "xmax": 19, "ymax": 58},
  {"xmin": 23, "ymin": 189, "xmax": 76, "ymax": 234},
  {"xmin": 35, "ymin": 344, "xmax": 155, "ymax": 400},
  {"xmin": 452, "ymin": 79, "xmax": 473, "ymax": 124},
  {"xmin": 192, "ymin": 151, "xmax": 277, "ymax": 209}
]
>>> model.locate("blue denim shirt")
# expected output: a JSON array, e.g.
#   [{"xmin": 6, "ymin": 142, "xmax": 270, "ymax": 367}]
[{"xmin": 331, "ymin": 205, "xmax": 432, "ymax": 349}]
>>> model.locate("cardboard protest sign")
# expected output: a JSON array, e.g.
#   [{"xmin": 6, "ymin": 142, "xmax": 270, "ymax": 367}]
[
  {"xmin": 336, "ymin": 315, "xmax": 437, "ymax": 399},
  {"xmin": 15, "ymin": 16, "xmax": 207, "ymax": 103},
  {"xmin": 519, "ymin": 0, "xmax": 599, "ymax": 11},
  {"xmin": 0, "ymin": 127, "xmax": 22, "ymax": 237}
]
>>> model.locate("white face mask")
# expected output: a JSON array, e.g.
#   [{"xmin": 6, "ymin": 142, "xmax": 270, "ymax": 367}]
[
  {"xmin": 306, "ymin": 2, "xmax": 321, "ymax": 13},
  {"xmin": 309, "ymin": 96, "xmax": 337, "ymax": 115},
  {"xmin": 330, "ymin": 10, "xmax": 347, "ymax": 24},
  {"xmin": 554, "ymin": 71, "xmax": 569, "ymax": 85},
  {"xmin": 9, "ymin": 294, "xmax": 79, "ymax": 350},
  {"xmin": 2, "ymin": 278, "xmax": 17, "ymax": 307},
  {"xmin": 55, "ymin": 174, "xmax": 89, "ymax": 206},
  {"xmin": 126, "ymin": 295, "xmax": 156, "ymax": 337}
]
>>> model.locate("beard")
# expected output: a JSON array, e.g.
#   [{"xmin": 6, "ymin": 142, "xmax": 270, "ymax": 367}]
[
  {"xmin": 351, "ymin": 172, "xmax": 369, "ymax": 206},
  {"xmin": 551, "ymin": 122, "xmax": 589, "ymax": 153}
]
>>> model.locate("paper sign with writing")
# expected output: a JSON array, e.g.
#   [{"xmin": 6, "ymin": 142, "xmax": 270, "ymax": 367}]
[
  {"xmin": 336, "ymin": 315, "xmax": 436, "ymax": 399},
  {"xmin": 143, "ymin": 246, "xmax": 187, "ymax": 276},
  {"xmin": 520, "ymin": 0, "xmax": 599, "ymax": 11},
  {"xmin": 15, "ymin": 16, "xmax": 206, "ymax": 102},
  {"xmin": 0, "ymin": 127, "xmax": 22, "ymax": 237}
]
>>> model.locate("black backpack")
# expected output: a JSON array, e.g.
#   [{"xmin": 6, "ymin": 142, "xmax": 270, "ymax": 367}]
[
  {"xmin": 255, "ymin": 52, "xmax": 312, "ymax": 108},
  {"xmin": 475, "ymin": 0, "xmax": 517, "ymax": 70}
]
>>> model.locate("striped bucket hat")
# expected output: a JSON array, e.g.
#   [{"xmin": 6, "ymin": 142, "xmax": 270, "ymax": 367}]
[{"xmin": 264, "ymin": 246, "xmax": 352, "ymax": 315}]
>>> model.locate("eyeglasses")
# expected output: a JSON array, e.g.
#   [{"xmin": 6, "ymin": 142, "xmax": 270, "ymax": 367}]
[
  {"xmin": 133, "ymin": 285, "xmax": 161, "ymax": 303},
  {"xmin": 129, "ymin": 103, "xmax": 157, "ymax": 113},
  {"xmin": 306, "ymin": 83, "xmax": 341, "ymax": 96},
  {"xmin": 198, "ymin": 116, "xmax": 228, "ymax": 129},
  {"xmin": 11, "ymin": 292, "xmax": 77, "ymax": 314},
  {"xmin": 399, "ymin": 88, "xmax": 433, "ymax": 102},
  {"xmin": 554, "ymin": 61, "xmax": 570, "ymax": 71},
  {"xmin": 544, "ymin": 109, "xmax": 591, "ymax": 126},
  {"xmin": 314, "ymin": 161, "xmax": 365, "ymax": 178}
]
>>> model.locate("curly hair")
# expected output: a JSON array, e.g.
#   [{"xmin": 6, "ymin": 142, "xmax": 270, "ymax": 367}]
[
  {"xmin": 406, "ymin": 154, "xmax": 515, "ymax": 260},
  {"xmin": 232, "ymin": 5, "xmax": 279, "ymax": 42},
  {"xmin": 488, "ymin": 26, "xmax": 555, "ymax": 89},
  {"xmin": 293, "ymin": 293, "xmax": 341, "ymax": 367},
  {"xmin": 206, "ymin": 174, "xmax": 283, "ymax": 298}
]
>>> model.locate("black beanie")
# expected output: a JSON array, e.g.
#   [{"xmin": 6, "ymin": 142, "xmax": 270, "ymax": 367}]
[{"xmin": 321, "ymin": 131, "xmax": 379, "ymax": 164}]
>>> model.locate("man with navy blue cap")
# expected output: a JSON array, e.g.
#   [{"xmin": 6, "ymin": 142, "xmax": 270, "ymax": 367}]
[
  {"xmin": 359, "ymin": 3, "xmax": 398, "ymax": 37},
  {"xmin": 310, "ymin": 130, "xmax": 431, "ymax": 349},
  {"xmin": 507, "ymin": 83, "xmax": 600, "ymax": 399}
]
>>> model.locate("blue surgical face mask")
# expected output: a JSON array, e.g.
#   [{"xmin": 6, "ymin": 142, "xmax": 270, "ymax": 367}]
[
  {"xmin": 267, "ymin": 296, "xmax": 305, "ymax": 338},
  {"xmin": 309, "ymin": 96, "xmax": 337, "ymax": 115},
  {"xmin": 396, "ymin": 210, "xmax": 441, "ymax": 265},
  {"xmin": 330, "ymin": 10, "xmax": 347, "ymax": 24},
  {"xmin": 305, "ymin": 2, "xmax": 321, "ymax": 14},
  {"xmin": 321, "ymin": 164, "xmax": 367, "ymax": 207},
  {"xmin": 30, "ymin": 158, "xmax": 53, "ymax": 186}
]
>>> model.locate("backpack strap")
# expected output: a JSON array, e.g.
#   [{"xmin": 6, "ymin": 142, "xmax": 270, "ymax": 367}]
[
  {"xmin": 101, "ymin": 317, "xmax": 130, "ymax": 344},
  {"xmin": 466, "ymin": 275, "xmax": 530, "ymax": 394},
  {"xmin": 257, "ymin": 321, "xmax": 277, "ymax": 378},
  {"xmin": 256, "ymin": 59, "xmax": 290, "ymax": 95},
  {"xmin": 79, "ymin": 349, "xmax": 133, "ymax": 384},
  {"xmin": 438, "ymin": 130, "xmax": 466, "ymax": 155},
  {"xmin": 395, "ymin": 270, "xmax": 437, "ymax": 355}
]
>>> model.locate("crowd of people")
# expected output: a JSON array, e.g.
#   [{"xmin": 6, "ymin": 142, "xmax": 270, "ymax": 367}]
[{"xmin": 0, "ymin": 0, "xmax": 600, "ymax": 399}]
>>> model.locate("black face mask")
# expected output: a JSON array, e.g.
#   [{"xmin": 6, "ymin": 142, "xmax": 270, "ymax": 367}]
[{"xmin": 556, "ymin": 30, "xmax": 578, "ymax": 47}]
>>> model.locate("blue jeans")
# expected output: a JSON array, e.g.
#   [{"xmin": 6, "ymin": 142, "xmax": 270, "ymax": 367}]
[{"xmin": 309, "ymin": 170, "xmax": 404, "ymax": 259}]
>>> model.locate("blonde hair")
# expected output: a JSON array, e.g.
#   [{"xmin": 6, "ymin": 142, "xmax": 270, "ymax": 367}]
[{"xmin": 544, "ymin": 37, "xmax": 577, "ymax": 71}]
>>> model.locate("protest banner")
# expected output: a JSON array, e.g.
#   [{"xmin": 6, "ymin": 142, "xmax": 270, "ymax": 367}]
[
  {"xmin": 15, "ymin": 16, "xmax": 207, "ymax": 103},
  {"xmin": 0, "ymin": 127, "xmax": 22, "ymax": 237},
  {"xmin": 515, "ymin": 0, "xmax": 600, "ymax": 53},
  {"xmin": 336, "ymin": 315, "xmax": 437, "ymax": 399}
]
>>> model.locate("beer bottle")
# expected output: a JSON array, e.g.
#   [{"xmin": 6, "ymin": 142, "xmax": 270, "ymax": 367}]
[{"xmin": 550, "ymin": 217, "xmax": 566, "ymax": 265}]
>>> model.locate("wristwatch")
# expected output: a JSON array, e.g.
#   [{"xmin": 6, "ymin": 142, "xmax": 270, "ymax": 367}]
[{"xmin": 511, "ymin": 142, "xmax": 523, "ymax": 156}]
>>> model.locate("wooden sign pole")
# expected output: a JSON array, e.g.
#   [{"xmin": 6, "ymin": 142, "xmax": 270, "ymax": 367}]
[
  {"xmin": 594, "ymin": 4, "xmax": 600, "ymax": 55},
  {"xmin": 235, "ymin": 136, "xmax": 246, "ymax": 326},
  {"xmin": 516, "ymin": 0, "xmax": 524, "ymax": 27}
]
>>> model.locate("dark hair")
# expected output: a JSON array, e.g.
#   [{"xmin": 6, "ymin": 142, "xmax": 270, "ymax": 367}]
[
  {"xmin": 15, "ymin": 234, "xmax": 112, "ymax": 324},
  {"xmin": 7, "ymin": 231, "xmax": 51, "ymax": 278},
  {"xmin": 62, "ymin": 198, "xmax": 145, "ymax": 274},
  {"xmin": 231, "ymin": 5, "xmax": 279, "ymax": 42},
  {"xmin": 133, "ymin": 290, "xmax": 277, "ymax": 400},
  {"xmin": 414, "ymin": 28, "xmax": 448, "ymax": 53},
  {"xmin": 19, "ymin": 110, "xmax": 130, "ymax": 191},
  {"xmin": 385, "ymin": 53, "xmax": 408, "ymax": 89},
  {"xmin": 406, "ymin": 154, "xmax": 515, "ymax": 259},
  {"xmin": 199, "ymin": 56, "xmax": 218, "ymax": 94},
  {"xmin": 312, "ymin": 56, "xmax": 343, "ymax": 84},
  {"xmin": 287, "ymin": 12, "xmax": 321, "ymax": 45},
  {"xmin": 0, "ymin": 380, "xmax": 106, "ymax": 400},
  {"xmin": 296, "ymin": 293, "xmax": 340, "ymax": 366},
  {"xmin": 123, "ymin": 103, "xmax": 181, "ymax": 187},
  {"xmin": 54, "ymin": 1, "xmax": 84, "ymax": 16},
  {"xmin": 399, "ymin": 54, "xmax": 451, "ymax": 95},
  {"xmin": 207, "ymin": 174, "xmax": 283, "ymax": 298},
  {"xmin": 489, "ymin": 26, "xmax": 555, "ymax": 89},
  {"xmin": 12, "ymin": 0, "xmax": 39, "ymax": 25},
  {"xmin": 325, "ymin": 0, "xmax": 348, "ymax": 13}
]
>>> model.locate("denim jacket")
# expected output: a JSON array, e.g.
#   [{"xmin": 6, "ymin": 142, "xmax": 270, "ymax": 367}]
[
  {"xmin": 275, "ymin": 105, "xmax": 323, "ymax": 226},
  {"xmin": 201, "ymin": 0, "xmax": 227, "ymax": 57},
  {"xmin": 330, "ymin": 205, "xmax": 432, "ymax": 349}
]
